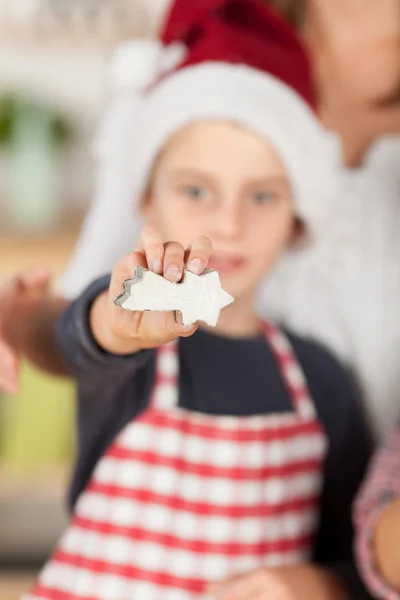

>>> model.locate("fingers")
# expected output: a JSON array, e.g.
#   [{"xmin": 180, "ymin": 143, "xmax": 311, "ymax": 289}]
[
  {"xmin": 186, "ymin": 236, "xmax": 212, "ymax": 275},
  {"xmin": 19, "ymin": 268, "xmax": 51, "ymax": 292},
  {"xmin": 136, "ymin": 226, "xmax": 164, "ymax": 274},
  {"xmin": 163, "ymin": 242, "xmax": 185, "ymax": 282},
  {"xmin": 137, "ymin": 227, "xmax": 213, "ymax": 278},
  {"xmin": 0, "ymin": 268, "xmax": 51, "ymax": 305}
]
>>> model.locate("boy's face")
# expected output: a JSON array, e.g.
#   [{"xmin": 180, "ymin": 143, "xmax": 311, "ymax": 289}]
[{"xmin": 142, "ymin": 121, "xmax": 296, "ymax": 300}]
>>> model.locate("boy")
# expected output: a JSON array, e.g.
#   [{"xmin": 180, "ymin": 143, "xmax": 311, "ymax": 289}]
[{"xmin": 25, "ymin": 2, "xmax": 372, "ymax": 599}]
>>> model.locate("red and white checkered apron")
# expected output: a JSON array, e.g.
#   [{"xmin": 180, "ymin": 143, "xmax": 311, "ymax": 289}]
[{"xmin": 26, "ymin": 322, "xmax": 327, "ymax": 600}]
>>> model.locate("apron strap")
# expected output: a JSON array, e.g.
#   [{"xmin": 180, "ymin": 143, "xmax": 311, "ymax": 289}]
[
  {"xmin": 149, "ymin": 340, "xmax": 179, "ymax": 410},
  {"xmin": 262, "ymin": 321, "xmax": 317, "ymax": 420}
]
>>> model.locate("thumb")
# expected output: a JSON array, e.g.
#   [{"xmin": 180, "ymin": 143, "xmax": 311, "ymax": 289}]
[
  {"xmin": 172, "ymin": 311, "xmax": 198, "ymax": 338},
  {"xmin": 160, "ymin": 311, "xmax": 198, "ymax": 341}
]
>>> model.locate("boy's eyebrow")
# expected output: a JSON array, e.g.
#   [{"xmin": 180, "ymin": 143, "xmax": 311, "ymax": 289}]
[
  {"xmin": 245, "ymin": 175, "xmax": 291, "ymax": 188},
  {"xmin": 167, "ymin": 168, "xmax": 216, "ymax": 184},
  {"xmin": 168, "ymin": 169, "xmax": 290, "ymax": 188}
]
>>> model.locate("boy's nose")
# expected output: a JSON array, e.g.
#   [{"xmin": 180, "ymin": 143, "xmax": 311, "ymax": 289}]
[{"xmin": 212, "ymin": 204, "xmax": 242, "ymax": 240}]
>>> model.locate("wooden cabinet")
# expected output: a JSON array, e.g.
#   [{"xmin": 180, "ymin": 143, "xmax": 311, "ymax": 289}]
[{"xmin": 0, "ymin": 228, "xmax": 80, "ymax": 281}]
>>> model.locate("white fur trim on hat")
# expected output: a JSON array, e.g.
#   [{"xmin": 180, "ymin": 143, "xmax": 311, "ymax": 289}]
[
  {"xmin": 108, "ymin": 39, "xmax": 187, "ymax": 91},
  {"xmin": 93, "ymin": 40, "xmax": 186, "ymax": 162},
  {"xmin": 126, "ymin": 61, "xmax": 342, "ymax": 236}
]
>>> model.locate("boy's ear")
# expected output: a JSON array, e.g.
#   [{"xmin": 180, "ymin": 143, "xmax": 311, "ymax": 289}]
[{"xmin": 289, "ymin": 217, "xmax": 307, "ymax": 249}]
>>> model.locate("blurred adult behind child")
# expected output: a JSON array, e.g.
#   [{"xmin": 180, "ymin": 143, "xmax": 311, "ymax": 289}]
[
  {"xmin": 1, "ymin": 0, "xmax": 400, "ymax": 440},
  {"xmin": 262, "ymin": 0, "xmax": 400, "ymax": 439}
]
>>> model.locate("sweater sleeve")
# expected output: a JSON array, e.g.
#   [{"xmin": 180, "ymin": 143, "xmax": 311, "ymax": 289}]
[
  {"xmin": 311, "ymin": 355, "xmax": 374, "ymax": 600},
  {"xmin": 56, "ymin": 274, "xmax": 155, "ymax": 508},
  {"xmin": 353, "ymin": 426, "xmax": 400, "ymax": 600},
  {"xmin": 55, "ymin": 274, "xmax": 152, "ymax": 381}
]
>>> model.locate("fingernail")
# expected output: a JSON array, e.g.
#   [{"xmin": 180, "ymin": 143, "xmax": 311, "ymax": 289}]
[
  {"xmin": 166, "ymin": 265, "xmax": 181, "ymax": 280},
  {"xmin": 188, "ymin": 259, "xmax": 203, "ymax": 275},
  {"xmin": 152, "ymin": 259, "xmax": 162, "ymax": 274}
]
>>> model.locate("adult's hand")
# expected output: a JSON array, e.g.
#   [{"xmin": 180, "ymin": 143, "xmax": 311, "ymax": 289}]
[{"xmin": 206, "ymin": 564, "xmax": 348, "ymax": 600}]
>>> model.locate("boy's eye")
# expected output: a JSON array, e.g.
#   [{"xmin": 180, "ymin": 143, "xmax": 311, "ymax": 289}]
[
  {"xmin": 252, "ymin": 190, "xmax": 277, "ymax": 204},
  {"xmin": 184, "ymin": 185, "xmax": 207, "ymax": 200}
]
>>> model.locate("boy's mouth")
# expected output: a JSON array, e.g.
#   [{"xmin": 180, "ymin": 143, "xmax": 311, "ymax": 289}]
[{"xmin": 208, "ymin": 254, "xmax": 246, "ymax": 274}]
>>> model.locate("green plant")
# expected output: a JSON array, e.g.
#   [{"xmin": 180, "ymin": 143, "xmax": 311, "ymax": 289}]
[{"xmin": 0, "ymin": 94, "xmax": 72, "ymax": 148}]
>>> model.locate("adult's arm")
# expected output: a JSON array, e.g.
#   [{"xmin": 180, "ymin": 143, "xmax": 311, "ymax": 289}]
[
  {"xmin": 314, "ymin": 382, "xmax": 374, "ymax": 600},
  {"xmin": 0, "ymin": 272, "xmax": 70, "ymax": 382},
  {"xmin": 56, "ymin": 274, "xmax": 152, "ymax": 386},
  {"xmin": 354, "ymin": 426, "xmax": 400, "ymax": 600},
  {"xmin": 20, "ymin": 295, "xmax": 70, "ymax": 376}
]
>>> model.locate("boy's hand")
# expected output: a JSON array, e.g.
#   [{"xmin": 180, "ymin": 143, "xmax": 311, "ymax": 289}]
[
  {"xmin": 206, "ymin": 564, "xmax": 348, "ymax": 600},
  {"xmin": 90, "ymin": 227, "xmax": 212, "ymax": 355},
  {"xmin": 0, "ymin": 268, "xmax": 51, "ymax": 394}
]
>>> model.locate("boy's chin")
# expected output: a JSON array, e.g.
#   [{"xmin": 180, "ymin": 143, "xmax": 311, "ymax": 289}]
[
  {"xmin": 219, "ymin": 272, "xmax": 252, "ymax": 301},
  {"xmin": 219, "ymin": 267, "xmax": 268, "ymax": 302}
]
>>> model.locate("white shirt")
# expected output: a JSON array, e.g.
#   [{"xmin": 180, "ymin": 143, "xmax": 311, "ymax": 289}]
[{"xmin": 262, "ymin": 136, "xmax": 400, "ymax": 438}]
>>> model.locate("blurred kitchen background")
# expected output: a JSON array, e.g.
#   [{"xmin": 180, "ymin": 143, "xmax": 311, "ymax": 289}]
[{"xmin": 0, "ymin": 1, "xmax": 167, "ymax": 597}]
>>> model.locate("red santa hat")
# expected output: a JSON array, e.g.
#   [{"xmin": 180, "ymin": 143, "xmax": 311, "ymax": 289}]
[{"xmin": 95, "ymin": 0, "xmax": 341, "ymax": 236}]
